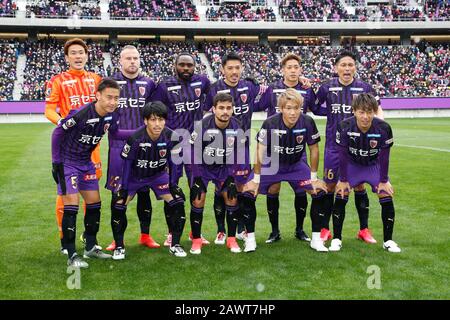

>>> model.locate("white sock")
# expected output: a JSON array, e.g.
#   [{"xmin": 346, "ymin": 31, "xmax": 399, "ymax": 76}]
[
  {"xmin": 246, "ymin": 232, "xmax": 255, "ymax": 241},
  {"xmin": 312, "ymin": 232, "xmax": 321, "ymax": 242}
]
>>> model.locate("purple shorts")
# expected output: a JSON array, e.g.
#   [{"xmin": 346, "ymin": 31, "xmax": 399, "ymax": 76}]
[
  {"xmin": 57, "ymin": 161, "xmax": 99, "ymax": 195},
  {"xmin": 347, "ymin": 161, "xmax": 387, "ymax": 193},
  {"xmin": 191, "ymin": 166, "xmax": 229, "ymax": 193},
  {"xmin": 106, "ymin": 145, "xmax": 125, "ymax": 191},
  {"xmin": 127, "ymin": 172, "xmax": 171, "ymax": 200},
  {"xmin": 324, "ymin": 146, "xmax": 340, "ymax": 184},
  {"xmin": 259, "ymin": 161, "xmax": 312, "ymax": 195}
]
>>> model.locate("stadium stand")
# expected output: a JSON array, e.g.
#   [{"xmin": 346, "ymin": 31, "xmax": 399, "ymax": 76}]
[
  {"xmin": 0, "ymin": 0, "xmax": 18, "ymax": 17},
  {"xmin": 0, "ymin": 40, "xmax": 18, "ymax": 101},
  {"xmin": 108, "ymin": 0, "xmax": 200, "ymax": 21},
  {"xmin": 25, "ymin": 0, "xmax": 101, "ymax": 19},
  {"xmin": 206, "ymin": 2, "xmax": 276, "ymax": 22},
  {"xmin": 424, "ymin": 0, "xmax": 450, "ymax": 21},
  {"xmin": 279, "ymin": 0, "xmax": 350, "ymax": 22}
]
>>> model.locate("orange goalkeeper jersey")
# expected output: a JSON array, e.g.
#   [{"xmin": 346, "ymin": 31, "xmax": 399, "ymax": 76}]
[{"xmin": 45, "ymin": 69, "xmax": 102, "ymax": 124}]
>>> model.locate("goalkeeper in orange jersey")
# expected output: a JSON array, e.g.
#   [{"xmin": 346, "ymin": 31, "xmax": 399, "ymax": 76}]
[{"xmin": 45, "ymin": 38, "xmax": 102, "ymax": 254}]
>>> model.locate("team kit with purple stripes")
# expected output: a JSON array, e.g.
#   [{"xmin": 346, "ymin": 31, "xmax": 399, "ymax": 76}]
[{"xmin": 50, "ymin": 40, "xmax": 401, "ymax": 268}]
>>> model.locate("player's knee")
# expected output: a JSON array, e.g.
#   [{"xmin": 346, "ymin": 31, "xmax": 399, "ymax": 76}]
[
  {"xmin": 354, "ymin": 184, "xmax": 366, "ymax": 192},
  {"xmin": 326, "ymin": 183, "xmax": 336, "ymax": 193},
  {"xmin": 268, "ymin": 183, "xmax": 281, "ymax": 194}
]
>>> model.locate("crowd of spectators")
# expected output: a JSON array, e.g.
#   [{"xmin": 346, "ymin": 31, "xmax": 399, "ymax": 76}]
[
  {"xmin": 206, "ymin": 2, "xmax": 276, "ymax": 22},
  {"xmin": 0, "ymin": 0, "xmax": 18, "ymax": 17},
  {"xmin": 108, "ymin": 41, "xmax": 207, "ymax": 81},
  {"xmin": 25, "ymin": 0, "xmax": 101, "ymax": 19},
  {"xmin": 279, "ymin": 42, "xmax": 450, "ymax": 97},
  {"xmin": 20, "ymin": 39, "xmax": 105, "ymax": 100},
  {"xmin": 0, "ymin": 40, "xmax": 18, "ymax": 101},
  {"xmin": 424, "ymin": 0, "xmax": 449, "ymax": 21},
  {"xmin": 108, "ymin": 0, "xmax": 199, "ymax": 21},
  {"xmin": 279, "ymin": 0, "xmax": 350, "ymax": 22}
]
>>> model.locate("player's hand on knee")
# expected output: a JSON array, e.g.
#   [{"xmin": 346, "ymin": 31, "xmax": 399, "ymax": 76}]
[
  {"xmin": 115, "ymin": 189, "xmax": 128, "ymax": 203},
  {"xmin": 190, "ymin": 177, "xmax": 205, "ymax": 202},
  {"xmin": 377, "ymin": 181, "xmax": 394, "ymax": 197},
  {"xmin": 51, "ymin": 162, "xmax": 64, "ymax": 184},
  {"xmin": 243, "ymin": 180, "xmax": 259, "ymax": 197},
  {"xmin": 311, "ymin": 179, "xmax": 327, "ymax": 194},
  {"xmin": 170, "ymin": 184, "xmax": 186, "ymax": 201},
  {"xmin": 336, "ymin": 181, "xmax": 351, "ymax": 198},
  {"xmin": 223, "ymin": 176, "xmax": 238, "ymax": 200}
]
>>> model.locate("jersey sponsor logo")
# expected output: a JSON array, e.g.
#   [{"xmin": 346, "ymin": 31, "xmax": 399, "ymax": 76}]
[
  {"xmin": 273, "ymin": 129, "xmax": 286, "ymax": 136},
  {"xmin": 104, "ymin": 123, "xmax": 110, "ymax": 133},
  {"xmin": 227, "ymin": 136, "xmax": 235, "ymax": 147},
  {"xmin": 206, "ymin": 129, "xmax": 219, "ymax": 135},
  {"xmin": 370, "ymin": 140, "xmax": 378, "ymax": 148},
  {"xmin": 136, "ymin": 81, "xmax": 148, "ymax": 85},
  {"xmin": 218, "ymin": 89, "xmax": 230, "ymax": 94},
  {"xmin": 195, "ymin": 88, "xmax": 201, "ymax": 97},
  {"xmin": 159, "ymin": 149, "xmax": 167, "ymax": 157},
  {"xmin": 62, "ymin": 118, "xmax": 76, "ymax": 130},
  {"xmin": 104, "ymin": 116, "xmax": 112, "ymax": 121},
  {"xmin": 273, "ymin": 89, "xmax": 286, "ymax": 93},
  {"xmin": 347, "ymin": 132, "xmax": 361, "ymax": 137},
  {"xmin": 367, "ymin": 134, "xmax": 381, "ymax": 138},
  {"xmin": 329, "ymin": 87, "xmax": 343, "ymax": 92},
  {"xmin": 83, "ymin": 174, "xmax": 97, "ymax": 181},
  {"xmin": 117, "ymin": 81, "xmax": 127, "ymax": 85},
  {"xmin": 86, "ymin": 118, "xmax": 100, "ymax": 125},
  {"xmin": 139, "ymin": 86, "xmax": 146, "ymax": 96},
  {"xmin": 190, "ymin": 82, "xmax": 202, "ymax": 86},
  {"xmin": 83, "ymin": 78, "xmax": 95, "ymax": 82},
  {"xmin": 121, "ymin": 144, "xmax": 131, "ymax": 157},
  {"xmin": 298, "ymin": 90, "xmax": 307, "ymax": 95},
  {"xmin": 225, "ymin": 129, "xmax": 237, "ymax": 135},
  {"xmin": 168, "ymin": 85, "xmax": 181, "ymax": 91},
  {"xmin": 350, "ymin": 87, "xmax": 364, "ymax": 91},
  {"xmin": 62, "ymin": 79, "xmax": 77, "ymax": 87},
  {"xmin": 157, "ymin": 142, "xmax": 167, "ymax": 147},
  {"xmin": 293, "ymin": 128, "xmax": 306, "ymax": 133},
  {"xmin": 240, "ymin": 93, "xmax": 247, "ymax": 103},
  {"xmin": 296, "ymin": 135, "xmax": 304, "ymax": 144},
  {"xmin": 237, "ymin": 87, "xmax": 248, "ymax": 92},
  {"xmin": 139, "ymin": 142, "xmax": 152, "ymax": 148}
]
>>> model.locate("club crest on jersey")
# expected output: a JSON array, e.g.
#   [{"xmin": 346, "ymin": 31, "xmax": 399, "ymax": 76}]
[
  {"xmin": 89, "ymin": 84, "xmax": 96, "ymax": 94},
  {"xmin": 227, "ymin": 136, "xmax": 235, "ymax": 147},
  {"xmin": 296, "ymin": 135, "xmax": 304, "ymax": 144},
  {"xmin": 195, "ymin": 88, "xmax": 201, "ymax": 98},
  {"xmin": 159, "ymin": 149, "xmax": 167, "ymax": 157},
  {"xmin": 104, "ymin": 123, "xmax": 110, "ymax": 133},
  {"xmin": 240, "ymin": 94, "xmax": 247, "ymax": 103},
  {"xmin": 370, "ymin": 140, "xmax": 378, "ymax": 148},
  {"xmin": 139, "ymin": 86, "xmax": 146, "ymax": 96}
]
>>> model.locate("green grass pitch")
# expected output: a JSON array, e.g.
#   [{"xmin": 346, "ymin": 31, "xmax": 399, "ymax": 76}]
[{"xmin": 0, "ymin": 118, "xmax": 449, "ymax": 300}]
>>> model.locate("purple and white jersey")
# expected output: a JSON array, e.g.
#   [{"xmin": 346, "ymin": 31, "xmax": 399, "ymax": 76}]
[
  {"xmin": 336, "ymin": 116, "xmax": 393, "ymax": 166},
  {"xmin": 190, "ymin": 114, "xmax": 244, "ymax": 175},
  {"xmin": 152, "ymin": 74, "xmax": 210, "ymax": 133},
  {"xmin": 206, "ymin": 79, "xmax": 265, "ymax": 132},
  {"xmin": 258, "ymin": 80, "xmax": 316, "ymax": 117},
  {"xmin": 256, "ymin": 113, "xmax": 320, "ymax": 168},
  {"xmin": 120, "ymin": 126, "xmax": 181, "ymax": 188},
  {"xmin": 110, "ymin": 73, "xmax": 157, "ymax": 150},
  {"xmin": 52, "ymin": 103, "xmax": 119, "ymax": 164},
  {"xmin": 313, "ymin": 78, "xmax": 379, "ymax": 149}
]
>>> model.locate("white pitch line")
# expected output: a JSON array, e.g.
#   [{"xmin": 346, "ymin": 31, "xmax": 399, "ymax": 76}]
[{"xmin": 396, "ymin": 144, "xmax": 450, "ymax": 153}]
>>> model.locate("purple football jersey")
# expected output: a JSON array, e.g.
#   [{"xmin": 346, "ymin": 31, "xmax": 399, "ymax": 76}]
[
  {"xmin": 336, "ymin": 116, "xmax": 393, "ymax": 166},
  {"xmin": 52, "ymin": 103, "xmax": 119, "ymax": 164},
  {"xmin": 313, "ymin": 78, "xmax": 379, "ymax": 149},
  {"xmin": 256, "ymin": 113, "xmax": 320, "ymax": 169},
  {"xmin": 152, "ymin": 74, "xmax": 210, "ymax": 133},
  {"xmin": 258, "ymin": 80, "xmax": 316, "ymax": 117}
]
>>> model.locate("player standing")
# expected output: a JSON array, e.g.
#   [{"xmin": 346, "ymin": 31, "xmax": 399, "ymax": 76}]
[
  {"xmin": 45, "ymin": 38, "xmax": 102, "ymax": 254},
  {"xmin": 104, "ymin": 45, "xmax": 159, "ymax": 251},
  {"xmin": 331, "ymin": 93, "xmax": 400, "ymax": 253},
  {"xmin": 312, "ymin": 50, "xmax": 384, "ymax": 244}
]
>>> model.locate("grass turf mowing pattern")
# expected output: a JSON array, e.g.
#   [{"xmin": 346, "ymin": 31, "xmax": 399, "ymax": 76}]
[{"xmin": 0, "ymin": 119, "xmax": 449, "ymax": 300}]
